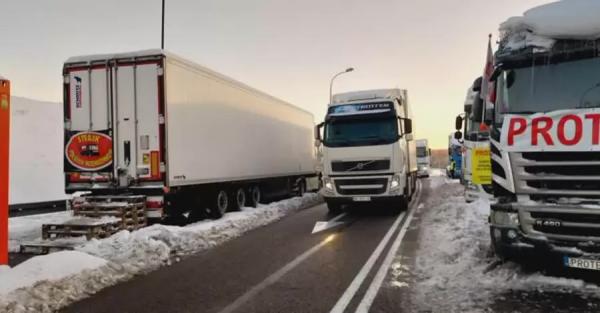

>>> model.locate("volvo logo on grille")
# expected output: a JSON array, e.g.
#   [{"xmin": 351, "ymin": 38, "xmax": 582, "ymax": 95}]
[
  {"xmin": 346, "ymin": 160, "xmax": 376, "ymax": 172},
  {"xmin": 535, "ymin": 219, "xmax": 562, "ymax": 228}
]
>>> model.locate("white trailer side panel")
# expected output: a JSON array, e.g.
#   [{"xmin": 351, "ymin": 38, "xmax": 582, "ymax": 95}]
[{"xmin": 164, "ymin": 57, "xmax": 315, "ymax": 187}]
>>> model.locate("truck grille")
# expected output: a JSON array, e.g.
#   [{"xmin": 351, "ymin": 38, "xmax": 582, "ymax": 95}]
[
  {"xmin": 522, "ymin": 209, "xmax": 600, "ymax": 242},
  {"xmin": 511, "ymin": 152, "xmax": 600, "ymax": 197},
  {"xmin": 334, "ymin": 178, "xmax": 388, "ymax": 195},
  {"xmin": 331, "ymin": 160, "xmax": 390, "ymax": 172}
]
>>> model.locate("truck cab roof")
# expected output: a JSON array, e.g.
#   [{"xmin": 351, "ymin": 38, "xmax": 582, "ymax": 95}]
[{"xmin": 331, "ymin": 89, "xmax": 407, "ymax": 106}]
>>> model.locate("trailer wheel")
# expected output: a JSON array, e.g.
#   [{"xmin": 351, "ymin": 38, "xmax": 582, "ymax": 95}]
[
  {"xmin": 326, "ymin": 201, "xmax": 343, "ymax": 214},
  {"xmin": 247, "ymin": 186, "xmax": 261, "ymax": 208},
  {"xmin": 232, "ymin": 187, "xmax": 246, "ymax": 211},
  {"xmin": 296, "ymin": 179, "xmax": 306, "ymax": 197},
  {"xmin": 209, "ymin": 189, "xmax": 229, "ymax": 219},
  {"xmin": 392, "ymin": 196, "xmax": 408, "ymax": 214}
]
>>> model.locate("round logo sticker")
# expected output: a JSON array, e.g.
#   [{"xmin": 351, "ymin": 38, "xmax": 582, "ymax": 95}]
[{"xmin": 65, "ymin": 132, "xmax": 113, "ymax": 171}]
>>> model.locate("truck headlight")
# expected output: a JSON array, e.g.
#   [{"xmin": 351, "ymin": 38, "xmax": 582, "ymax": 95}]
[
  {"xmin": 390, "ymin": 175, "xmax": 401, "ymax": 189},
  {"xmin": 323, "ymin": 177, "xmax": 334, "ymax": 191},
  {"xmin": 491, "ymin": 211, "xmax": 520, "ymax": 226}
]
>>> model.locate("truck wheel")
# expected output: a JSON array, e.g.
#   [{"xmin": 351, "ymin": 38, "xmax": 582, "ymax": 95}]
[
  {"xmin": 327, "ymin": 202, "xmax": 343, "ymax": 214},
  {"xmin": 231, "ymin": 187, "xmax": 246, "ymax": 211},
  {"xmin": 246, "ymin": 185, "xmax": 261, "ymax": 208},
  {"xmin": 296, "ymin": 179, "xmax": 306, "ymax": 197},
  {"xmin": 209, "ymin": 189, "xmax": 229, "ymax": 219},
  {"xmin": 392, "ymin": 197, "xmax": 408, "ymax": 214}
]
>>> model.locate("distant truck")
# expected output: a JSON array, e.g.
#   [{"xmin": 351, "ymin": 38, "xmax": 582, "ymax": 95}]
[
  {"xmin": 446, "ymin": 133, "xmax": 462, "ymax": 179},
  {"xmin": 416, "ymin": 139, "xmax": 431, "ymax": 177},
  {"xmin": 455, "ymin": 77, "xmax": 492, "ymax": 202},
  {"xmin": 315, "ymin": 89, "xmax": 417, "ymax": 213},
  {"xmin": 63, "ymin": 50, "xmax": 317, "ymax": 221},
  {"xmin": 488, "ymin": 1, "xmax": 600, "ymax": 270}
]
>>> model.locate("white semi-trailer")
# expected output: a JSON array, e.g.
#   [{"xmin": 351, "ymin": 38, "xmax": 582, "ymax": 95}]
[
  {"xmin": 63, "ymin": 50, "xmax": 316, "ymax": 221},
  {"xmin": 316, "ymin": 89, "xmax": 417, "ymax": 213},
  {"xmin": 416, "ymin": 139, "xmax": 431, "ymax": 178}
]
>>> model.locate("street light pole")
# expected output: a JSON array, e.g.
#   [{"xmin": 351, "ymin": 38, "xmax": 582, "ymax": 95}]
[
  {"xmin": 161, "ymin": 0, "xmax": 165, "ymax": 50},
  {"xmin": 329, "ymin": 67, "xmax": 354, "ymax": 104}
]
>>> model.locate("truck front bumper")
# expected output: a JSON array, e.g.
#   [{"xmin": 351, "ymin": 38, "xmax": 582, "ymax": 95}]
[
  {"xmin": 490, "ymin": 202, "xmax": 600, "ymax": 260},
  {"xmin": 323, "ymin": 195, "xmax": 404, "ymax": 205}
]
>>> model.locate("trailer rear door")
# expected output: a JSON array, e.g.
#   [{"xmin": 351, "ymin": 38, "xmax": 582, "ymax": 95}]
[{"xmin": 64, "ymin": 58, "xmax": 164, "ymax": 188}]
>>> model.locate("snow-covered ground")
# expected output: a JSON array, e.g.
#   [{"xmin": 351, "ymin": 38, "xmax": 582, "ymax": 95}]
[
  {"xmin": 392, "ymin": 177, "xmax": 600, "ymax": 312},
  {"xmin": 0, "ymin": 193, "xmax": 321, "ymax": 313},
  {"xmin": 10, "ymin": 96, "xmax": 67, "ymax": 204},
  {"xmin": 8, "ymin": 211, "xmax": 72, "ymax": 253}
]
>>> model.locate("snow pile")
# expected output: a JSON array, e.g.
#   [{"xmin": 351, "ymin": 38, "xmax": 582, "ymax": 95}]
[
  {"xmin": 500, "ymin": 0, "xmax": 600, "ymax": 52},
  {"xmin": 0, "ymin": 193, "xmax": 321, "ymax": 312},
  {"xmin": 400, "ymin": 177, "xmax": 600, "ymax": 311},
  {"xmin": 8, "ymin": 211, "xmax": 72, "ymax": 253},
  {"xmin": 10, "ymin": 96, "xmax": 67, "ymax": 204},
  {"xmin": 0, "ymin": 251, "xmax": 107, "ymax": 296}
]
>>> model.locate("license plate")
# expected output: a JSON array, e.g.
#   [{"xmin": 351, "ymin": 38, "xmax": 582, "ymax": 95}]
[
  {"xmin": 564, "ymin": 256, "xmax": 600, "ymax": 271},
  {"xmin": 353, "ymin": 196, "xmax": 371, "ymax": 202}
]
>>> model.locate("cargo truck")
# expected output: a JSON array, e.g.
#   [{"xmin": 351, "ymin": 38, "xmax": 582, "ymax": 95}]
[
  {"xmin": 416, "ymin": 139, "xmax": 431, "ymax": 178},
  {"xmin": 63, "ymin": 50, "xmax": 316, "ymax": 221},
  {"xmin": 488, "ymin": 1, "xmax": 600, "ymax": 270},
  {"xmin": 447, "ymin": 133, "xmax": 462, "ymax": 179},
  {"xmin": 455, "ymin": 77, "xmax": 492, "ymax": 202},
  {"xmin": 315, "ymin": 89, "xmax": 417, "ymax": 213}
]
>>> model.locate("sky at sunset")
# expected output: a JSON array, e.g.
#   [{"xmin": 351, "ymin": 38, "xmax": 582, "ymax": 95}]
[{"xmin": 1, "ymin": 0, "xmax": 553, "ymax": 148}]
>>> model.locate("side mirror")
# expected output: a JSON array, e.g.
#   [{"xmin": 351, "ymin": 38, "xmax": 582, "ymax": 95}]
[
  {"xmin": 455, "ymin": 116, "xmax": 463, "ymax": 131},
  {"xmin": 314, "ymin": 123, "xmax": 324, "ymax": 141},
  {"xmin": 454, "ymin": 131, "xmax": 463, "ymax": 140},
  {"xmin": 428, "ymin": 148, "xmax": 432, "ymax": 156},
  {"xmin": 484, "ymin": 108, "xmax": 494, "ymax": 126},
  {"xmin": 403, "ymin": 118, "xmax": 413, "ymax": 134},
  {"xmin": 472, "ymin": 76, "xmax": 483, "ymax": 92},
  {"xmin": 314, "ymin": 123, "xmax": 324, "ymax": 147},
  {"xmin": 464, "ymin": 104, "xmax": 472, "ymax": 114},
  {"xmin": 472, "ymin": 97, "xmax": 484, "ymax": 123}
]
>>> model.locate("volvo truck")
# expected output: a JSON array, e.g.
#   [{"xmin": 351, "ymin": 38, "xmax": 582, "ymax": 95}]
[
  {"xmin": 488, "ymin": 1, "xmax": 600, "ymax": 271},
  {"xmin": 455, "ymin": 77, "xmax": 492, "ymax": 202},
  {"xmin": 416, "ymin": 139, "xmax": 431, "ymax": 178},
  {"xmin": 63, "ymin": 50, "xmax": 317, "ymax": 222},
  {"xmin": 315, "ymin": 89, "xmax": 417, "ymax": 213}
]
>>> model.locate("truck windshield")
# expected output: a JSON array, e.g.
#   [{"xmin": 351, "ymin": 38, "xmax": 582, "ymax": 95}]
[
  {"xmin": 417, "ymin": 147, "xmax": 427, "ymax": 157},
  {"xmin": 495, "ymin": 57, "xmax": 600, "ymax": 125},
  {"xmin": 324, "ymin": 117, "xmax": 398, "ymax": 147}
]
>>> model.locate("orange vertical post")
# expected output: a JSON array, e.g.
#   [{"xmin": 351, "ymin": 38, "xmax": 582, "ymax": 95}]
[{"xmin": 0, "ymin": 78, "xmax": 9, "ymax": 265}]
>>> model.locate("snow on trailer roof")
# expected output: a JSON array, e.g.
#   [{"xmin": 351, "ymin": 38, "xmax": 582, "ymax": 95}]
[
  {"xmin": 64, "ymin": 49, "xmax": 313, "ymax": 117},
  {"xmin": 500, "ymin": 0, "xmax": 600, "ymax": 52}
]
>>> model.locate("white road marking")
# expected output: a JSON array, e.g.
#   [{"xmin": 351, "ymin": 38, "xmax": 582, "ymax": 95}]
[
  {"xmin": 312, "ymin": 212, "xmax": 347, "ymax": 234},
  {"xmin": 329, "ymin": 213, "xmax": 407, "ymax": 313},
  {"xmin": 329, "ymin": 181, "xmax": 422, "ymax": 313},
  {"xmin": 354, "ymin": 183, "xmax": 422, "ymax": 312},
  {"xmin": 218, "ymin": 234, "xmax": 336, "ymax": 313}
]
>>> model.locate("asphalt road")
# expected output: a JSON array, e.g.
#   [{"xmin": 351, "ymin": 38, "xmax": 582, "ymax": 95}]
[
  {"xmin": 62, "ymin": 182, "xmax": 425, "ymax": 313},
  {"xmin": 61, "ymin": 177, "xmax": 600, "ymax": 313}
]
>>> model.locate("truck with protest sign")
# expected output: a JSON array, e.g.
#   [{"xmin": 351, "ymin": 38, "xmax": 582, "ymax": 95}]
[{"xmin": 487, "ymin": 1, "xmax": 600, "ymax": 271}]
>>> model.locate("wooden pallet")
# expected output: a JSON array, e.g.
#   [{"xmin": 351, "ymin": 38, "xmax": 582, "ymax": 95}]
[
  {"xmin": 20, "ymin": 241, "xmax": 79, "ymax": 254},
  {"xmin": 42, "ymin": 217, "xmax": 121, "ymax": 240},
  {"xmin": 73, "ymin": 195, "xmax": 148, "ymax": 231}
]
